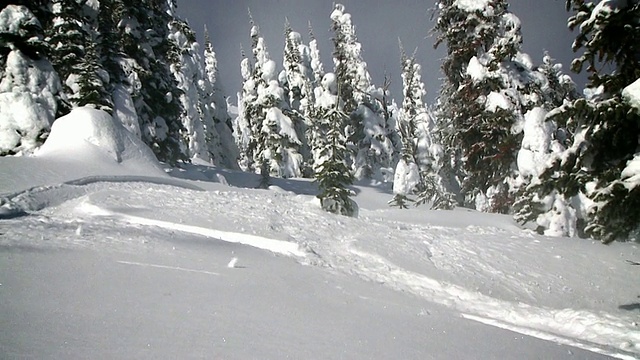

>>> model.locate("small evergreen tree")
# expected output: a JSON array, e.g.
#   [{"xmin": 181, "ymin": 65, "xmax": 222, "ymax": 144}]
[
  {"xmin": 391, "ymin": 43, "xmax": 453, "ymax": 209},
  {"xmin": 512, "ymin": 54, "xmax": 580, "ymax": 236},
  {"xmin": 312, "ymin": 81, "xmax": 357, "ymax": 217}
]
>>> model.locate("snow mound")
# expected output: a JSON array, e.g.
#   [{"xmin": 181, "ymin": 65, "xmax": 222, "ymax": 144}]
[{"xmin": 37, "ymin": 107, "xmax": 161, "ymax": 172}]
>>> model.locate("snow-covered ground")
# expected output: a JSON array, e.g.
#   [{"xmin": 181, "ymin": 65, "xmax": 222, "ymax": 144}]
[{"xmin": 1, "ymin": 108, "xmax": 639, "ymax": 359}]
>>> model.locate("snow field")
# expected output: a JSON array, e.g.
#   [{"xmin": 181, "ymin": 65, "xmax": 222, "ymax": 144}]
[{"xmin": 1, "ymin": 105, "xmax": 638, "ymax": 359}]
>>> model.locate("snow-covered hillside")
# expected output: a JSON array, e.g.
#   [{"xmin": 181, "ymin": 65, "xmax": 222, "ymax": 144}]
[{"xmin": 1, "ymin": 108, "xmax": 639, "ymax": 359}]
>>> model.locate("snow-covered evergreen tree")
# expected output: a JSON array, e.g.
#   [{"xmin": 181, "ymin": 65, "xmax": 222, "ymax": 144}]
[
  {"xmin": 390, "ymin": 44, "xmax": 453, "ymax": 209},
  {"xmin": 525, "ymin": 0, "xmax": 640, "ymax": 242},
  {"xmin": 303, "ymin": 23, "xmax": 327, "ymax": 172},
  {"xmin": 281, "ymin": 20, "xmax": 314, "ymax": 176},
  {"xmin": 330, "ymin": 3, "xmax": 397, "ymax": 181},
  {"xmin": 98, "ymin": 0, "xmax": 141, "ymax": 137},
  {"xmin": 168, "ymin": 17, "xmax": 213, "ymax": 163},
  {"xmin": 307, "ymin": 23, "xmax": 325, "ymax": 91},
  {"xmin": 311, "ymin": 73, "xmax": 357, "ymax": 217},
  {"xmin": 115, "ymin": 0, "xmax": 187, "ymax": 165},
  {"xmin": 203, "ymin": 26, "xmax": 239, "ymax": 169},
  {"xmin": 433, "ymin": 0, "xmax": 539, "ymax": 213},
  {"xmin": 0, "ymin": 5, "xmax": 61, "ymax": 155},
  {"xmin": 237, "ymin": 13, "xmax": 303, "ymax": 179},
  {"xmin": 512, "ymin": 53, "xmax": 580, "ymax": 236}
]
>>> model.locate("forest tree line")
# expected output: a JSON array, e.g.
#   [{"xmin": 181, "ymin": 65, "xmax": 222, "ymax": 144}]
[{"xmin": 1, "ymin": 0, "xmax": 638, "ymax": 242}]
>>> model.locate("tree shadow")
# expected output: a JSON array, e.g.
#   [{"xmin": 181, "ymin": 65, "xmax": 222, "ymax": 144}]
[{"xmin": 618, "ymin": 296, "xmax": 640, "ymax": 312}]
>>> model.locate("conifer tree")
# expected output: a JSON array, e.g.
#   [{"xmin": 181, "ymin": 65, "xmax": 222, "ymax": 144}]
[
  {"xmin": 312, "ymin": 76, "xmax": 357, "ymax": 217},
  {"xmin": 512, "ymin": 53, "xmax": 580, "ymax": 236},
  {"xmin": 236, "ymin": 45, "xmax": 255, "ymax": 171},
  {"xmin": 203, "ymin": 26, "xmax": 239, "ymax": 169},
  {"xmin": 330, "ymin": 3, "xmax": 397, "ymax": 181},
  {"xmin": 390, "ymin": 43, "xmax": 453, "ymax": 209},
  {"xmin": 238, "ymin": 13, "xmax": 303, "ymax": 179},
  {"xmin": 115, "ymin": 0, "xmax": 187, "ymax": 165},
  {"xmin": 434, "ymin": 0, "xmax": 538, "ymax": 213},
  {"xmin": 282, "ymin": 19, "xmax": 313, "ymax": 176},
  {"xmin": 168, "ymin": 16, "xmax": 212, "ymax": 163},
  {"xmin": 44, "ymin": 0, "xmax": 112, "ymax": 114},
  {"xmin": 304, "ymin": 23, "xmax": 327, "ymax": 172},
  {"xmin": 528, "ymin": 0, "xmax": 640, "ymax": 242}
]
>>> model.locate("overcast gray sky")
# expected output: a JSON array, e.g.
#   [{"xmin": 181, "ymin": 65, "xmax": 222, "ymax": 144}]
[{"xmin": 177, "ymin": 0, "xmax": 586, "ymax": 105}]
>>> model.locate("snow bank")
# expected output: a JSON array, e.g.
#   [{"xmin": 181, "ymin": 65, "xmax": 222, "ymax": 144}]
[{"xmin": 36, "ymin": 107, "xmax": 162, "ymax": 173}]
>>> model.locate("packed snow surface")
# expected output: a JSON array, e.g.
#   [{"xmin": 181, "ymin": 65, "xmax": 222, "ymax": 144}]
[{"xmin": 1, "ymin": 108, "xmax": 639, "ymax": 359}]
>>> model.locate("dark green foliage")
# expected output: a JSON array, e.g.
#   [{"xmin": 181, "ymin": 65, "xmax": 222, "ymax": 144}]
[
  {"xmin": 114, "ymin": 0, "xmax": 187, "ymax": 164},
  {"xmin": 75, "ymin": 41, "xmax": 113, "ymax": 112},
  {"xmin": 433, "ymin": 0, "xmax": 531, "ymax": 213}
]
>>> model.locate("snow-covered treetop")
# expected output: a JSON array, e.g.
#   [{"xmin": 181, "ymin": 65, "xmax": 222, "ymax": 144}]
[
  {"xmin": 308, "ymin": 24, "xmax": 325, "ymax": 82},
  {"xmin": 453, "ymin": 0, "xmax": 492, "ymax": 13}
]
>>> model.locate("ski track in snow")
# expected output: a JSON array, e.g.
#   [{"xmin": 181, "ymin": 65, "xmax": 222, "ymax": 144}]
[{"xmin": 2, "ymin": 178, "xmax": 639, "ymax": 359}]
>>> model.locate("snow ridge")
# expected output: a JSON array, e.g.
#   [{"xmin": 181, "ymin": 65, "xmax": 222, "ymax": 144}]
[
  {"xmin": 0, "ymin": 175, "xmax": 204, "ymax": 218},
  {"xmin": 77, "ymin": 201, "xmax": 306, "ymax": 257}
]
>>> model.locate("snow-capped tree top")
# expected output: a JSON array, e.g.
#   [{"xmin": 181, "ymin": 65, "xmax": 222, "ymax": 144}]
[
  {"xmin": 0, "ymin": 5, "xmax": 41, "ymax": 37},
  {"xmin": 453, "ymin": 0, "xmax": 493, "ymax": 13},
  {"xmin": 331, "ymin": 4, "xmax": 347, "ymax": 21},
  {"xmin": 498, "ymin": 13, "xmax": 522, "ymax": 46},
  {"xmin": 288, "ymin": 30, "xmax": 303, "ymax": 44},
  {"xmin": 466, "ymin": 56, "xmax": 490, "ymax": 82}
]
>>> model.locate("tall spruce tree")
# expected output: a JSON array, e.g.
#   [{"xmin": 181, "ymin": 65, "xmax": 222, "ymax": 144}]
[
  {"xmin": 282, "ymin": 20, "xmax": 313, "ymax": 176},
  {"xmin": 116, "ymin": 0, "xmax": 187, "ymax": 165},
  {"xmin": 434, "ymin": 0, "xmax": 539, "ymax": 213},
  {"xmin": 46, "ymin": 0, "xmax": 112, "ymax": 113},
  {"xmin": 330, "ymin": 3, "xmax": 397, "ymax": 181},
  {"xmin": 168, "ymin": 16, "xmax": 213, "ymax": 163},
  {"xmin": 203, "ymin": 26, "xmax": 239, "ymax": 169}
]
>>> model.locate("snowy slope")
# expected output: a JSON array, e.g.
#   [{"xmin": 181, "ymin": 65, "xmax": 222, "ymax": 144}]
[{"xmin": 1, "ymin": 108, "xmax": 639, "ymax": 359}]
